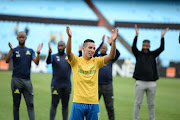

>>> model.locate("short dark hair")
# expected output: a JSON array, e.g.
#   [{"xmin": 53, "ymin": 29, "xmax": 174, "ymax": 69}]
[
  {"xmin": 143, "ymin": 39, "xmax": 150, "ymax": 44},
  {"xmin": 83, "ymin": 39, "xmax": 95, "ymax": 46}
]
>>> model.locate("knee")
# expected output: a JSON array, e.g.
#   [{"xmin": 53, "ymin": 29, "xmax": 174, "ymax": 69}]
[
  {"xmin": 52, "ymin": 101, "xmax": 58, "ymax": 108},
  {"xmin": 27, "ymin": 101, "xmax": 34, "ymax": 110}
]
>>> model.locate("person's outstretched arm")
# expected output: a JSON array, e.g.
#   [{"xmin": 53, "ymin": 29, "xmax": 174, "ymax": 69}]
[
  {"xmin": 46, "ymin": 42, "xmax": 52, "ymax": 64},
  {"xmin": 93, "ymin": 35, "xmax": 105, "ymax": 57},
  {"xmin": 6, "ymin": 42, "xmax": 13, "ymax": 63},
  {"xmin": 132, "ymin": 24, "xmax": 140, "ymax": 57},
  {"xmin": 78, "ymin": 45, "xmax": 83, "ymax": 57},
  {"xmin": 33, "ymin": 43, "xmax": 43, "ymax": 65},
  {"xmin": 66, "ymin": 25, "xmax": 74, "ymax": 62},
  {"xmin": 107, "ymin": 36, "xmax": 120, "ymax": 62},
  {"xmin": 152, "ymin": 27, "xmax": 169, "ymax": 58},
  {"xmin": 104, "ymin": 28, "xmax": 118, "ymax": 65}
]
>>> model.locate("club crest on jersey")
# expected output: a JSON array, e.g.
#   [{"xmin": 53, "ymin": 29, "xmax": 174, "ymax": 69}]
[
  {"xmin": 65, "ymin": 56, "xmax": 68, "ymax": 60},
  {"xmin": 26, "ymin": 50, "xmax": 31, "ymax": 55},
  {"xmin": 90, "ymin": 63, "xmax": 94, "ymax": 67},
  {"xmin": 15, "ymin": 51, "xmax": 20, "ymax": 57}
]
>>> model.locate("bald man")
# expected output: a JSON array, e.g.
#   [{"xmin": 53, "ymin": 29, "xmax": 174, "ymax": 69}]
[
  {"xmin": 94, "ymin": 36, "xmax": 120, "ymax": 120},
  {"xmin": 46, "ymin": 41, "xmax": 71, "ymax": 120},
  {"xmin": 6, "ymin": 32, "xmax": 43, "ymax": 120}
]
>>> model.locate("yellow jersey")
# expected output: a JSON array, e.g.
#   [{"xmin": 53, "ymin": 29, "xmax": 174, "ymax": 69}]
[{"xmin": 68, "ymin": 55, "xmax": 105, "ymax": 104}]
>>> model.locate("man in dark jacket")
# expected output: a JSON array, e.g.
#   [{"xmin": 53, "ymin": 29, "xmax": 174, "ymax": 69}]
[{"xmin": 132, "ymin": 24, "xmax": 169, "ymax": 120}]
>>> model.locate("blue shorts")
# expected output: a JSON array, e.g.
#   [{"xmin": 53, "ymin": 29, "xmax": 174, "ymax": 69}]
[{"xmin": 69, "ymin": 102, "xmax": 100, "ymax": 120}]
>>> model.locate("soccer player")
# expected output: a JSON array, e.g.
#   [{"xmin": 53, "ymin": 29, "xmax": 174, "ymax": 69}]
[
  {"xmin": 46, "ymin": 41, "xmax": 71, "ymax": 120},
  {"xmin": 94, "ymin": 36, "xmax": 120, "ymax": 120},
  {"xmin": 132, "ymin": 24, "xmax": 169, "ymax": 120},
  {"xmin": 66, "ymin": 25, "xmax": 118, "ymax": 120},
  {"xmin": 5, "ymin": 32, "xmax": 43, "ymax": 120}
]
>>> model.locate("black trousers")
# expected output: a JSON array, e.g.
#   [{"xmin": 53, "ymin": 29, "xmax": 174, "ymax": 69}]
[
  {"xmin": 99, "ymin": 84, "xmax": 114, "ymax": 120},
  {"xmin": 11, "ymin": 77, "xmax": 35, "ymax": 120},
  {"xmin": 50, "ymin": 86, "xmax": 71, "ymax": 120}
]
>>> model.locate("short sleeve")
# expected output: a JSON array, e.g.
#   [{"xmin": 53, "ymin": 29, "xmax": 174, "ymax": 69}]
[
  {"xmin": 96, "ymin": 56, "xmax": 106, "ymax": 69},
  {"xmin": 31, "ymin": 50, "xmax": 36, "ymax": 59},
  {"xmin": 50, "ymin": 55, "xmax": 53, "ymax": 63},
  {"xmin": 68, "ymin": 55, "xmax": 78, "ymax": 67},
  {"xmin": 11, "ymin": 52, "xmax": 13, "ymax": 59}
]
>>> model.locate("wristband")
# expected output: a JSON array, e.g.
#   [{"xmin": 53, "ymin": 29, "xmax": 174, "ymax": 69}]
[
  {"xmin": 37, "ymin": 51, "xmax": 40, "ymax": 55},
  {"xmin": 49, "ymin": 49, "xmax": 52, "ymax": 53}
]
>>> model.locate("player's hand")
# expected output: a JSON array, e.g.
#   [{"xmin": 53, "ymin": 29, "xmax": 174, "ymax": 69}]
[
  {"xmin": 135, "ymin": 24, "xmax": 139, "ymax": 36},
  {"xmin": 79, "ymin": 45, "xmax": 83, "ymax": 51},
  {"xmin": 111, "ymin": 28, "xmax": 119, "ymax": 42},
  {"xmin": 48, "ymin": 42, "xmax": 52, "ymax": 50},
  {"xmin": 161, "ymin": 27, "xmax": 169, "ymax": 38},
  {"xmin": 8, "ymin": 42, "xmax": 13, "ymax": 50},
  {"xmin": 66, "ymin": 25, "xmax": 72, "ymax": 38},
  {"xmin": 107, "ymin": 36, "xmax": 112, "ymax": 44},
  {"xmin": 102, "ymin": 35, "xmax": 105, "ymax": 42},
  {"xmin": 37, "ymin": 43, "xmax": 43, "ymax": 53}
]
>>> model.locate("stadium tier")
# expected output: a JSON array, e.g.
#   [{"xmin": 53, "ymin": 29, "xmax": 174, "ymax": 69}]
[
  {"xmin": 0, "ymin": 0, "xmax": 97, "ymax": 20},
  {"xmin": 92, "ymin": 0, "xmax": 180, "ymax": 25}
]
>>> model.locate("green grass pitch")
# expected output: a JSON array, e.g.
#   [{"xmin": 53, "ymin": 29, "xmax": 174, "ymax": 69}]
[{"xmin": 0, "ymin": 71, "xmax": 180, "ymax": 120}]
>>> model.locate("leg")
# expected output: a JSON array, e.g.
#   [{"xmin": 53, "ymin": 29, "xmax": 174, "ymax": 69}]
[
  {"xmin": 102, "ymin": 84, "xmax": 114, "ymax": 120},
  {"xmin": 23, "ymin": 80, "xmax": 35, "ymax": 120},
  {"xmin": 86, "ymin": 104, "xmax": 100, "ymax": 120},
  {"xmin": 50, "ymin": 86, "xmax": 61, "ymax": 120},
  {"xmin": 11, "ymin": 78, "xmax": 22, "ymax": 120},
  {"xmin": 61, "ymin": 87, "xmax": 71, "ymax": 120},
  {"xmin": 133, "ymin": 81, "xmax": 145, "ymax": 120},
  {"xmin": 69, "ymin": 103, "xmax": 85, "ymax": 120},
  {"xmin": 146, "ymin": 83, "xmax": 156, "ymax": 120}
]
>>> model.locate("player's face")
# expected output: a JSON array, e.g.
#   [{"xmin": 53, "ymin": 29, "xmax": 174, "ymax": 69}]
[
  {"xmin": 100, "ymin": 44, "xmax": 107, "ymax": 54},
  {"xmin": 17, "ymin": 32, "xmax": 26, "ymax": 46},
  {"xmin": 58, "ymin": 41, "xmax": 65, "ymax": 53},
  {"xmin": 83, "ymin": 42, "xmax": 95, "ymax": 58},
  {"xmin": 142, "ymin": 42, "xmax": 150, "ymax": 53}
]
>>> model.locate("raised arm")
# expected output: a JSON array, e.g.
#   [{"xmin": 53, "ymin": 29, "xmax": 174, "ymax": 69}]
[
  {"xmin": 104, "ymin": 28, "xmax": 118, "ymax": 64},
  {"xmin": 93, "ymin": 35, "xmax": 105, "ymax": 57},
  {"xmin": 78, "ymin": 45, "xmax": 83, "ymax": 57},
  {"xmin": 152, "ymin": 27, "xmax": 169, "ymax": 58},
  {"xmin": 132, "ymin": 24, "xmax": 140, "ymax": 57},
  {"xmin": 33, "ymin": 43, "xmax": 43, "ymax": 65},
  {"xmin": 66, "ymin": 25, "xmax": 74, "ymax": 62},
  {"xmin": 5, "ymin": 42, "xmax": 13, "ymax": 63},
  {"xmin": 46, "ymin": 42, "xmax": 52, "ymax": 64},
  {"xmin": 107, "ymin": 36, "xmax": 120, "ymax": 62}
]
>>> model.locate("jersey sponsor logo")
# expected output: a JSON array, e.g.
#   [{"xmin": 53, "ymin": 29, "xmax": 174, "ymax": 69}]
[
  {"xmin": 52, "ymin": 90, "xmax": 58, "ymax": 95},
  {"xmin": 15, "ymin": 51, "xmax": 20, "ymax": 57},
  {"xmin": 78, "ymin": 69, "xmax": 96, "ymax": 74},
  {"xmin": 56, "ymin": 56, "xmax": 60, "ymax": 61},
  {"xmin": 26, "ymin": 50, "xmax": 31, "ymax": 55},
  {"xmin": 14, "ymin": 89, "xmax": 20, "ymax": 94}
]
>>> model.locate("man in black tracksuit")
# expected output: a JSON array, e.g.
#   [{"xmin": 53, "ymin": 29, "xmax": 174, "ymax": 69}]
[
  {"xmin": 95, "ymin": 36, "xmax": 120, "ymax": 120},
  {"xmin": 46, "ymin": 41, "xmax": 71, "ymax": 120},
  {"xmin": 132, "ymin": 24, "xmax": 169, "ymax": 120}
]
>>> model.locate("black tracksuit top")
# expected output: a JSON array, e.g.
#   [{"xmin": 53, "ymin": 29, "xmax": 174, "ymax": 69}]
[{"xmin": 132, "ymin": 36, "xmax": 164, "ymax": 81}]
